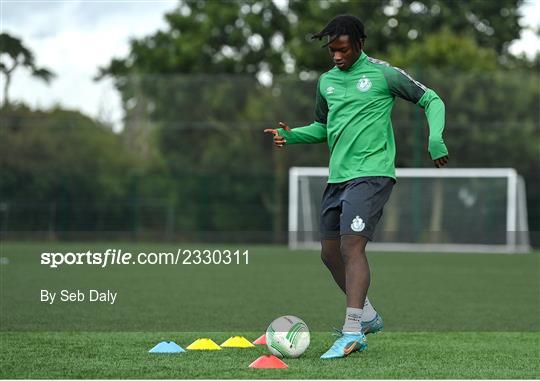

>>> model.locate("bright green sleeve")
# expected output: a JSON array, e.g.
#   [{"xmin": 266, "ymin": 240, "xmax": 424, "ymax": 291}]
[
  {"xmin": 277, "ymin": 77, "xmax": 328, "ymax": 145},
  {"xmin": 278, "ymin": 122, "xmax": 327, "ymax": 144},
  {"xmin": 417, "ymin": 89, "xmax": 448, "ymax": 160}
]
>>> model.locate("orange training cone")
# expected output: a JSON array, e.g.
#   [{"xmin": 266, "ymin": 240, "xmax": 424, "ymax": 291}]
[
  {"xmin": 249, "ymin": 355, "xmax": 288, "ymax": 369},
  {"xmin": 252, "ymin": 334, "xmax": 266, "ymax": 345}
]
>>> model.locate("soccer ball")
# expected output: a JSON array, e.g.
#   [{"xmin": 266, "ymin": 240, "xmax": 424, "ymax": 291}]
[{"xmin": 265, "ymin": 315, "xmax": 310, "ymax": 358}]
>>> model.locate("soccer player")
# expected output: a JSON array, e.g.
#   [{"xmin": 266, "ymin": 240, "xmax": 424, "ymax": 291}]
[{"xmin": 264, "ymin": 15, "xmax": 449, "ymax": 359}]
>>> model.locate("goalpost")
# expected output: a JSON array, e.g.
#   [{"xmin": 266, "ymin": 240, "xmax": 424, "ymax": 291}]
[{"xmin": 288, "ymin": 167, "xmax": 530, "ymax": 253}]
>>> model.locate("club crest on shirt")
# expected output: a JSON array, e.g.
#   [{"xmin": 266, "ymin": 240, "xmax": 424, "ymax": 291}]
[
  {"xmin": 351, "ymin": 216, "xmax": 365, "ymax": 232},
  {"xmin": 356, "ymin": 76, "xmax": 372, "ymax": 92}
]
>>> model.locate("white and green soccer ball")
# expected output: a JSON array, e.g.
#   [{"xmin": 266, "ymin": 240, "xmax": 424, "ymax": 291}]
[{"xmin": 265, "ymin": 315, "xmax": 310, "ymax": 358}]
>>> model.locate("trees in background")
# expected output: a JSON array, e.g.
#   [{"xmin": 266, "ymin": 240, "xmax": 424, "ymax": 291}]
[
  {"xmin": 0, "ymin": 105, "xmax": 140, "ymax": 234},
  {"xmin": 95, "ymin": 0, "xmax": 538, "ymax": 241},
  {"xmin": 2, "ymin": 0, "xmax": 538, "ymax": 243},
  {"xmin": 0, "ymin": 33, "xmax": 55, "ymax": 107},
  {"xmin": 284, "ymin": 0, "xmax": 522, "ymax": 73}
]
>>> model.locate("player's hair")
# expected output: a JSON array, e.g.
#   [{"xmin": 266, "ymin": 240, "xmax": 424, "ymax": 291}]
[{"xmin": 311, "ymin": 15, "xmax": 367, "ymax": 51}]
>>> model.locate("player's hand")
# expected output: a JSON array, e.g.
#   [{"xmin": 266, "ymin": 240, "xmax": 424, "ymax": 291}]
[
  {"xmin": 264, "ymin": 122, "xmax": 291, "ymax": 148},
  {"xmin": 433, "ymin": 155, "xmax": 449, "ymax": 168}
]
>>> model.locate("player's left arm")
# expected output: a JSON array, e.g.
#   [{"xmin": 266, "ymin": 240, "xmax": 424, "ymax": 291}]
[
  {"xmin": 384, "ymin": 66, "xmax": 449, "ymax": 167},
  {"xmin": 417, "ymin": 89, "xmax": 448, "ymax": 167}
]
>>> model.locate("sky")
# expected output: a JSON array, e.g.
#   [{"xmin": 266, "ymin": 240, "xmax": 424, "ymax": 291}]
[
  {"xmin": 1, "ymin": 0, "xmax": 539, "ymax": 131},
  {"xmin": 1, "ymin": 0, "xmax": 178, "ymax": 130}
]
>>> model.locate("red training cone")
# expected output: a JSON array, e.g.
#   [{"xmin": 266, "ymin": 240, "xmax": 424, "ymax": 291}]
[
  {"xmin": 249, "ymin": 355, "xmax": 288, "ymax": 369},
  {"xmin": 252, "ymin": 334, "xmax": 266, "ymax": 345}
]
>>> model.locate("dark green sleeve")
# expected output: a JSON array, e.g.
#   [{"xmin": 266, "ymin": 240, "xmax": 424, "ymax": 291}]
[
  {"xmin": 277, "ymin": 77, "xmax": 328, "ymax": 144},
  {"xmin": 382, "ymin": 66, "xmax": 448, "ymax": 160},
  {"xmin": 381, "ymin": 65, "xmax": 427, "ymax": 103}
]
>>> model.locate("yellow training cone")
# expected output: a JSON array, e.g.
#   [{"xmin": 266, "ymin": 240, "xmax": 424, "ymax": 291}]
[
  {"xmin": 221, "ymin": 336, "xmax": 255, "ymax": 348},
  {"xmin": 186, "ymin": 338, "xmax": 222, "ymax": 350}
]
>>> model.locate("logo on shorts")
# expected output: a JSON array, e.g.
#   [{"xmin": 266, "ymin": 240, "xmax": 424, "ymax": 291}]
[
  {"xmin": 351, "ymin": 216, "xmax": 365, "ymax": 232},
  {"xmin": 356, "ymin": 76, "xmax": 372, "ymax": 92}
]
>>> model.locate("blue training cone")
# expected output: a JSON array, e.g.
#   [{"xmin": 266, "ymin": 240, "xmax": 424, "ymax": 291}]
[{"xmin": 149, "ymin": 341, "xmax": 185, "ymax": 353}]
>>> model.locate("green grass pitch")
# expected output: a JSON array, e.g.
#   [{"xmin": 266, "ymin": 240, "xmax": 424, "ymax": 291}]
[{"xmin": 1, "ymin": 242, "xmax": 539, "ymax": 379}]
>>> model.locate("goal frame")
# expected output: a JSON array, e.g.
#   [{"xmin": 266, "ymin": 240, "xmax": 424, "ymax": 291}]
[{"xmin": 288, "ymin": 167, "xmax": 530, "ymax": 253}]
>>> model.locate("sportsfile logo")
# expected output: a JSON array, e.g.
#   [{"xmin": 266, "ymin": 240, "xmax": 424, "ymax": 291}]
[
  {"xmin": 40, "ymin": 248, "xmax": 249, "ymax": 268},
  {"xmin": 41, "ymin": 249, "xmax": 134, "ymax": 268}
]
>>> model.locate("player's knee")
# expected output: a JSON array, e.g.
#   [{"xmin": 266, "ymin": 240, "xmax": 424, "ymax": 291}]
[
  {"xmin": 320, "ymin": 240, "xmax": 340, "ymax": 265},
  {"xmin": 340, "ymin": 237, "xmax": 366, "ymax": 260},
  {"xmin": 320, "ymin": 247, "xmax": 334, "ymax": 268}
]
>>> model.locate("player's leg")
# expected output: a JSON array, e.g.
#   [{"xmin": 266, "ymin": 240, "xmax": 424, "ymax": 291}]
[
  {"xmin": 320, "ymin": 182, "xmax": 343, "ymax": 289},
  {"xmin": 321, "ymin": 233, "xmax": 369, "ymax": 359},
  {"xmin": 320, "ymin": 183, "xmax": 367, "ymax": 358},
  {"xmin": 321, "ymin": 177, "xmax": 393, "ymax": 359},
  {"xmin": 340, "ymin": 234, "xmax": 370, "ymax": 309},
  {"xmin": 340, "ymin": 177, "xmax": 393, "ymax": 337},
  {"xmin": 320, "ymin": 185, "xmax": 371, "ymax": 330},
  {"xmin": 321, "ymin": 230, "xmax": 382, "ymax": 334},
  {"xmin": 321, "ymin": 238, "xmax": 345, "ymax": 293}
]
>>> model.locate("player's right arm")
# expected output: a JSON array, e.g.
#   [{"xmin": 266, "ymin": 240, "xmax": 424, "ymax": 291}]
[{"xmin": 263, "ymin": 78, "xmax": 328, "ymax": 146}]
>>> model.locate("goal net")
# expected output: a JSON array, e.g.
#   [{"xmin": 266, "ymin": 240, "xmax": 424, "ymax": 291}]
[{"xmin": 289, "ymin": 168, "xmax": 530, "ymax": 253}]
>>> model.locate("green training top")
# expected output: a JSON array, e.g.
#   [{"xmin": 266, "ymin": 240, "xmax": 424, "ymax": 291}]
[{"xmin": 278, "ymin": 52, "xmax": 448, "ymax": 183}]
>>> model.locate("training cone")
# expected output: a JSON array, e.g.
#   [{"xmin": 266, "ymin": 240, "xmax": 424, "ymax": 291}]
[
  {"xmin": 221, "ymin": 336, "xmax": 255, "ymax": 348},
  {"xmin": 148, "ymin": 341, "xmax": 185, "ymax": 353},
  {"xmin": 186, "ymin": 338, "xmax": 222, "ymax": 350},
  {"xmin": 252, "ymin": 334, "xmax": 266, "ymax": 345},
  {"xmin": 249, "ymin": 355, "xmax": 288, "ymax": 369}
]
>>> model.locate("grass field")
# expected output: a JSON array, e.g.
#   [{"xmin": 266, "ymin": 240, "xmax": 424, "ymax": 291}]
[
  {"xmin": 1, "ymin": 331, "xmax": 537, "ymax": 379},
  {"xmin": 1, "ymin": 242, "xmax": 539, "ymax": 379}
]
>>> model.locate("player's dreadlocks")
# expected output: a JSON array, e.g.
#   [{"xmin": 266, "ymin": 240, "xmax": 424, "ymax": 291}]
[{"xmin": 311, "ymin": 15, "xmax": 367, "ymax": 51}]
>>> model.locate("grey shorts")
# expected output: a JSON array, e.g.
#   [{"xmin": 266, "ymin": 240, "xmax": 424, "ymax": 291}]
[{"xmin": 320, "ymin": 176, "xmax": 394, "ymax": 240}]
